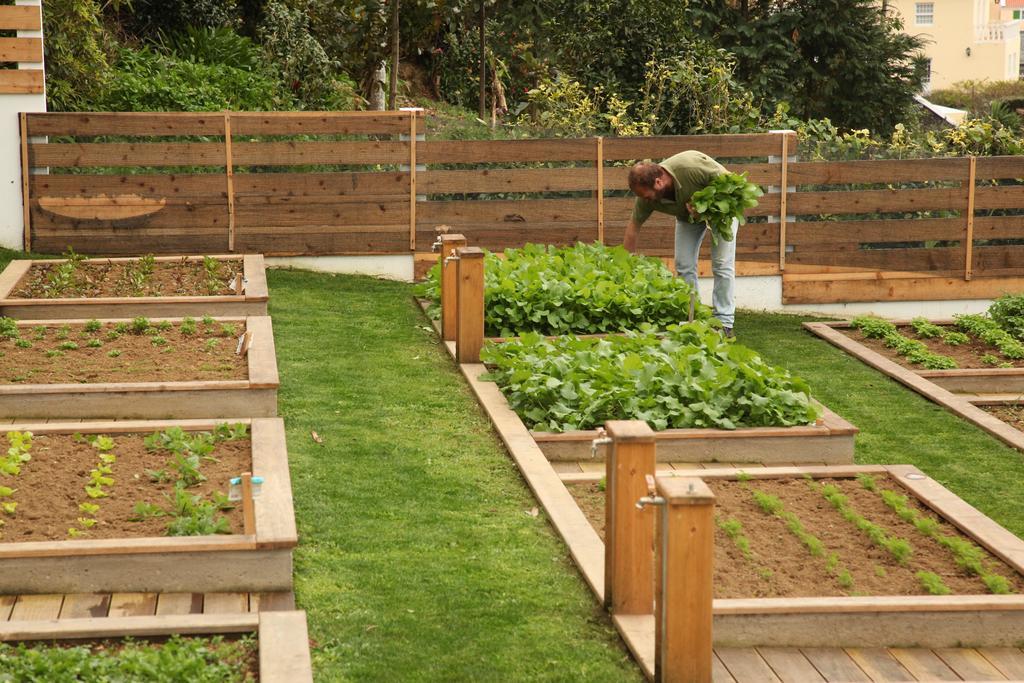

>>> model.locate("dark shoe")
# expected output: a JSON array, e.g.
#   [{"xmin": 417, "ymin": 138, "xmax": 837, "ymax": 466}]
[{"xmin": 722, "ymin": 327, "xmax": 735, "ymax": 338}]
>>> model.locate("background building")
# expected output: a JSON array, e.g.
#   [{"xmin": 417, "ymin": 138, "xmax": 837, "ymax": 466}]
[{"xmin": 888, "ymin": 0, "xmax": 1020, "ymax": 91}]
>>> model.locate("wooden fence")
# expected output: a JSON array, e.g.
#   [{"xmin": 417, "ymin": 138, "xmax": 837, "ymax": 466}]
[
  {"xmin": 20, "ymin": 111, "xmax": 1024, "ymax": 303},
  {"xmin": 0, "ymin": 4, "xmax": 43, "ymax": 95}
]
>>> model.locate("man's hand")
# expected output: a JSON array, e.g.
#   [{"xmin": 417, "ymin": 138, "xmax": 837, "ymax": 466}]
[{"xmin": 623, "ymin": 220, "xmax": 639, "ymax": 252}]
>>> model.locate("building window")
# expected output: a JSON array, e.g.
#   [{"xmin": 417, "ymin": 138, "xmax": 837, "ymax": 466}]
[
  {"xmin": 922, "ymin": 58, "xmax": 932, "ymax": 92},
  {"xmin": 915, "ymin": 2, "xmax": 934, "ymax": 25},
  {"xmin": 1016, "ymin": 10, "xmax": 1023, "ymax": 20}
]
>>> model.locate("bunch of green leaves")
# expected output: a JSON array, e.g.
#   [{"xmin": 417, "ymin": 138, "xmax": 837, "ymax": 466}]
[
  {"xmin": 954, "ymin": 314, "xmax": 1024, "ymax": 360},
  {"xmin": 0, "ymin": 431, "xmax": 32, "ymax": 476},
  {"xmin": 165, "ymin": 486, "xmax": 232, "ymax": 536},
  {"xmin": 480, "ymin": 321, "xmax": 820, "ymax": 432},
  {"xmin": 419, "ymin": 242, "xmax": 711, "ymax": 337},
  {"xmin": 0, "ymin": 634, "xmax": 255, "ymax": 682},
  {"xmin": 688, "ymin": 172, "xmax": 763, "ymax": 245},
  {"xmin": 909, "ymin": 317, "xmax": 971, "ymax": 347},
  {"xmin": 203, "ymin": 256, "xmax": 223, "ymax": 294},
  {"xmin": 852, "ymin": 317, "xmax": 957, "ymax": 369},
  {"xmin": 0, "ymin": 318, "xmax": 18, "ymax": 341},
  {"xmin": 989, "ymin": 293, "xmax": 1024, "ymax": 341}
]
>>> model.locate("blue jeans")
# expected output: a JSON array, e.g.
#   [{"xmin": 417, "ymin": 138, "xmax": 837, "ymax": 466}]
[{"xmin": 674, "ymin": 218, "xmax": 737, "ymax": 328}]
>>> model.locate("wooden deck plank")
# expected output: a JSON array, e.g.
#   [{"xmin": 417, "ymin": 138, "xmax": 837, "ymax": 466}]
[
  {"xmin": 204, "ymin": 592, "xmax": 249, "ymax": 614},
  {"xmin": 713, "ymin": 652, "xmax": 738, "ymax": 683},
  {"xmin": 845, "ymin": 648, "xmax": 915, "ymax": 681},
  {"xmin": 10, "ymin": 594, "xmax": 63, "ymax": 621},
  {"xmin": 717, "ymin": 647, "xmax": 782, "ymax": 682},
  {"xmin": 107, "ymin": 592, "xmax": 158, "ymax": 617},
  {"xmin": 255, "ymin": 591, "xmax": 296, "ymax": 612},
  {"xmin": 978, "ymin": 648, "xmax": 1024, "ymax": 679},
  {"xmin": 758, "ymin": 647, "xmax": 826, "ymax": 682},
  {"xmin": 259, "ymin": 611, "xmax": 313, "ymax": 682},
  {"xmin": 802, "ymin": 648, "xmax": 871, "ymax": 682},
  {"xmin": 59, "ymin": 593, "xmax": 110, "ymax": 619},
  {"xmin": 935, "ymin": 648, "xmax": 1006, "ymax": 680},
  {"xmin": 155, "ymin": 593, "xmax": 203, "ymax": 616},
  {"xmin": 889, "ymin": 649, "xmax": 961, "ymax": 681}
]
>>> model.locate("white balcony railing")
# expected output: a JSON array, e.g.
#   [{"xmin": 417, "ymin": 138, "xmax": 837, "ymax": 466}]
[{"xmin": 976, "ymin": 20, "xmax": 1016, "ymax": 43}]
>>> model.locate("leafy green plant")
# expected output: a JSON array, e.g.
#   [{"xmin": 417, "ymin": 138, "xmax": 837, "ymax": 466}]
[
  {"xmin": 910, "ymin": 318, "xmax": 943, "ymax": 339},
  {"xmin": 916, "ymin": 571, "xmax": 952, "ymax": 595},
  {"xmin": 0, "ymin": 634, "xmax": 255, "ymax": 682},
  {"xmin": 0, "ymin": 318, "xmax": 18, "ymax": 341},
  {"xmin": 852, "ymin": 316, "xmax": 957, "ymax": 369},
  {"xmin": 84, "ymin": 319, "xmax": 102, "ymax": 333},
  {"xmin": 989, "ymin": 293, "xmax": 1024, "ymax": 340},
  {"xmin": 14, "ymin": 339, "xmax": 31, "ymax": 349},
  {"xmin": 481, "ymin": 322, "xmax": 821, "ymax": 432},
  {"xmin": 954, "ymin": 314, "xmax": 1024, "ymax": 360},
  {"xmin": 751, "ymin": 488, "xmax": 854, "ymax": 590},
  {"xmin": 219, "ymin": 323, "xmax": 237, "ymax": 338},
  {"xmin": 851, "ymin": 316, "xmax": 896, "ymax": 339},
  {"xmin": 151, "ymin": 335, "xmax": 168, "ymax": 347},
  {"xmin": 45, "ymin": 350, "xmax": 64, "ymax": 359},
  {"xmin": 870, "ymin": 480, "xmax": 1015, "ymax": 594},
  {"xmin": 815, "ymin": 481, "xmax": 912, "ymax": 564},
  {"xmin": 180, "ymin": 317, "xmax": 197, "ymax": 336},
  {"xmin": 418, "ymin": 242, "xmax": 711, "ymax": 337},
  {"xmin": 86, "ymin": 338, "xmax": 102, "ymax": 349},
  {"xmin": 56, "ymin": 325, "xmax": 71, "ymax": 341},
  {"xmin": 58, "ymin": 341, "xmax": 79, "ymax": 351},
  {"xmin": 107, "ymin": 349, "xmax": 122, "ymax": 358},
  {"xmin": 202, "ymin": 338, "xmax": 220, "ymax": 353},
  {"xmin": 165, "ymin": 486, "xmax": 231, "ymax": 536},
  {"xmin": 131, "ymin": 317, "xmax": 151, "ymax": 335},
  {"xmin": 688, "ymin": 172, "xmax": 763, "ymax": 245},
  {"xmin": 942, "ymin": 331, "xmax": 969, "ymax": 346}
]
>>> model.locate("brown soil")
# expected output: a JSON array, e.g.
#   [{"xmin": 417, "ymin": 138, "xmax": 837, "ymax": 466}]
[
  {"xmin": 12, "ymin": 258, "xmax": 242, "ymax": 299},
  {"xmin": 840, "ymin": 325, "xmax": 1024, "ymax": 370},
  {"xmin": 0, "ymin": 319, "xmax": 247, "ymax": 384},
  {"xmin": 0, "ymin": 431, "xmax": 249, "ymax": 542},
  {"xmin": 567, "ymin": 474, "xmax": 1024, "ymax": 599},
  {"xmin": 982, "ymin": 404, "xmax": 1024, "ymax": 431}
]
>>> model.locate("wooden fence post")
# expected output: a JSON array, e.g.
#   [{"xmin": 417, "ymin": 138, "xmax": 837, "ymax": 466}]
[
  {"xmin": 964, "ymin": 155, "xmax": 976, "ymax": 281},
  {"xmin": 768, "ymin": 130, "xmax": 796, "ymax": 273},
  {"xmin": 596, "ymin": 136, "xmax": 605, "ymax": 244},
  {"xmin": 401, "ymin": 107, "xmax": 425, "ymax": 253},
  {"xmin": 241, "ymin": 471, "xmax": 256, "ymax": 537},
  {"xmin": 456, "ymin": 246, "xmax": 485, "ymax": 363},
  {"xmin": 223, "ymin": 112, "xmax": 236, "ymax": 253},
  {"xmin": 654, "ymin": 476, "xmax": 715, "ymax": 683},
  {"xmin": 439, "ymin": 233, "xmax": 467, "ymax": 342},
  {"xmin": 604, "ymin": 420, "xmax": 655, "ymax": 615}
]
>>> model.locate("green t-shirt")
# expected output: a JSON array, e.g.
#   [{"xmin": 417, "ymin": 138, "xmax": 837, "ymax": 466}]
[{"xmin": 631, "ymin": 150, "xmax": 727, "ymax": 225}]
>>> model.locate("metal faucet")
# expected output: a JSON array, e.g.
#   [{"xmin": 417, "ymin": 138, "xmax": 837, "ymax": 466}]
[{"xmin": 590, "ymin": 427, "xmax": 611, "ymax": 460}]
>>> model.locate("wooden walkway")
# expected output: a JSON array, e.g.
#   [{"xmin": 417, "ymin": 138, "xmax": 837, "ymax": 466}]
[
  {"xmin": 712, "ymin": 646, "xmax": 1024, "ymax": 682},
  {"xmin": 0, "ymin": 591, "xmax": 293, "ymax": 621}
]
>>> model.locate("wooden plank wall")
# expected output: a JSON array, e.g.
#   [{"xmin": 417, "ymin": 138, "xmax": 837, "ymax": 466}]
[
  {"xmin": 0, "ymin": 4, "xmax": 43, "ymax": 95},
  {"xmin": 24, "ymin": 111, "xmax": 418, "ymax": 255},
  {"xmin": 417, "ymin": 133, "xmax": 790, "ymax": 276}
]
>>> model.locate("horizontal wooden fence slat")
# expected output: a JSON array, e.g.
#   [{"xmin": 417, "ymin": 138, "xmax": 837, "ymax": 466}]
[
  {"xmin": 235, "ymin": 228, "xmax": 409, "ymax": 255},
  {"xmin": 601, "ymin": 133, "xmax": 794, "ymax": 161},
  {"xmin": 29, "ymin": 142, "xmax": 226, "ymax": 168},
  {"xmin": 31, "ymin": 174, "xmax": 228, "ymax": 199},
  {"xmin": 414, "ymin": 224, "xmax": 600, "ymax": 251},
  {"xmin": 31, "ymin": 203, "xmax": 226, "ymax": 230},
  {"xmin": 0, "ymin": 5, "xmax": 41, "ymax": 30},
  {"xmin": 973, "ymin": 185, "xmax": 1024, "ymax": 210},
  {"xmin": 233, "ymin": 172, "xmax": 408, "ymax": 197},
  {"xmin": 417, "ymin": 198, "xmax": 595, "ymax": 225},
  {"xmin": 602, "ymin": 194, "xmax": 781, "ymax": 219},
  {"xmin": 0, "ymin": 69, "xmax": 43, "ymax": 94},
  {"xmin": 787, "ymin": 246, "xmax": 964, "ymax": 271},
  {"xmin": 787, "ymin": 158, "xmax": 967, "ymax": 185},
  {"xmin": 420, "ymin": 167, "xmax": 597, "ymax": 194},
  {"xmin": 0, "ymin": 38, "xmax": 42, "ymax": 63},
  {"xmin": 975, "ymin": 156, "xmax": 1024, "ymax": 180},
  {"xmin": 974, "ymin": 215, "xmax": 1024, "ymax": 240},
  {"xmin": 229, "ymin": 112, "xmax": 411, "ymax": 135},
  {"xmin": 787, "ymin": 218, "xmax": 965, "ymax": 245},
  {"xmin": 787, "ymin": 187, "xmax": 967, "ymax": 214},
  {"xmin": 231, "ymin": 141, "xmax": 409, "ymax": 166},
  {"xmin": 419, "ymin": 139, "xmax": 596, "ymax": 163},
  {"xmin": 976, "ymin": 245, "xmax": 1024, "ymax": 271},
  {"xmin": 236, "ymin": 201, "xmax": 409, "ymax": 227},
  {"xmin": 26, "ymin": 113, "xmax": 227, "ymax": 137},
  {"xmin": 33, "ymin": 234, "xmax": 228, "ymax": 256}
]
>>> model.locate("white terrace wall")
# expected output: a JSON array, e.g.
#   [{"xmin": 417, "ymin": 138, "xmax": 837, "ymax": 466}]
[{"xmin": 0, "ymin": 0, "xmax": 46, "ymax": 250}]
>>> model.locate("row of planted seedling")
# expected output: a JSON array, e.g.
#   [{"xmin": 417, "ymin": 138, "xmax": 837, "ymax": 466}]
[
  {"xmin": 851, "ymin": 315, "xmax": 1024, "ymax": 369},
  {"xmin": 719, "ymin": 472, "xmax": 1013, "ymax": 596},
  {"xmin": 0, "ymin": 423, "xmax": 249, "ymax": 541},
  {"xmin": 23, "ymin": 249, "xmax": 241, "ymax": 299}
]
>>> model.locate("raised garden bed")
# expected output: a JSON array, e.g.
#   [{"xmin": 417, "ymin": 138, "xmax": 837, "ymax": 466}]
[
  {"xmin": 468, "ymin": 325, "xmax": 856, "ymax": 464},
  {"xmin": 807, "ymin": 318, "xmax": 1024, "ymax": 394},
  {"xmin": 0, "ymin": 254, "xmax": 268, "ymax": 319},
  {"xmin": 579, "ymin": 464, "xmax": 1024, "ymax": 647},
  {"xmin": 0, "ymin": 609, "xmax": 311, "ymax": 682},
  {"xmin": 0, "ymin": 315, "xmax": 277, "ymax": 419},
  {"xmin": 0, "ymin": 418, "xmax": 294, "ymax": 594}
]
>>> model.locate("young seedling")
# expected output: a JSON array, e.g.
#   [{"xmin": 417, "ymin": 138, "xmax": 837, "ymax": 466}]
[
  {"xmin": 130, "ymin": 317, "xmax": 151, "ymax": 335},
  {"xmin": 55, "ymin": 325, "xmax": 71, "ymax": 341},
  {"xmin": 86, "ymin": 339, "xmax": 102, "ymax": 349},
  {"xmin": 180, "ymin": 317, "xmax": 197, "ymax": 336},
  {"xmin": 84, "ymin": 319, "xmax": 102, "ymax": 333},
  {"xmin": 14, "ymin": 339, "xmax": 30, "ymax": 349},
  {"xmin": 58, "ymin": 341, "xmax": 79, "ymax": 351},
  {"xmin": 0, "ymin": 318, "xmax": 19, "ymax": 341},
  {"xmin": 150, "ymin": 335, "xmax": 168, "ymax": 347}
]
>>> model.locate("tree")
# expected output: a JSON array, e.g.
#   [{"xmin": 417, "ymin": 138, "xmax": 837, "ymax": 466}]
[{"xmin": 689, "ymin": 0, "xmax": 927, "ymax": 133}]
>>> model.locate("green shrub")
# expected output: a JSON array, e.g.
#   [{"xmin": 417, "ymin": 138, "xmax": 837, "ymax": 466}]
[{"xmin": 989, "ymin": 293, "xmax": 1024, "ymax": 340}]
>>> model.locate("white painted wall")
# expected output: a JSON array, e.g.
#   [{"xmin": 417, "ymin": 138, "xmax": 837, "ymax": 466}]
[
  {"xmin": 0, "ymin": 0, "xmax": 46, "ymax": 250},
  {"xmin": 266, "ymin": 255, "xmax": 414, "ymax": 281}
]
